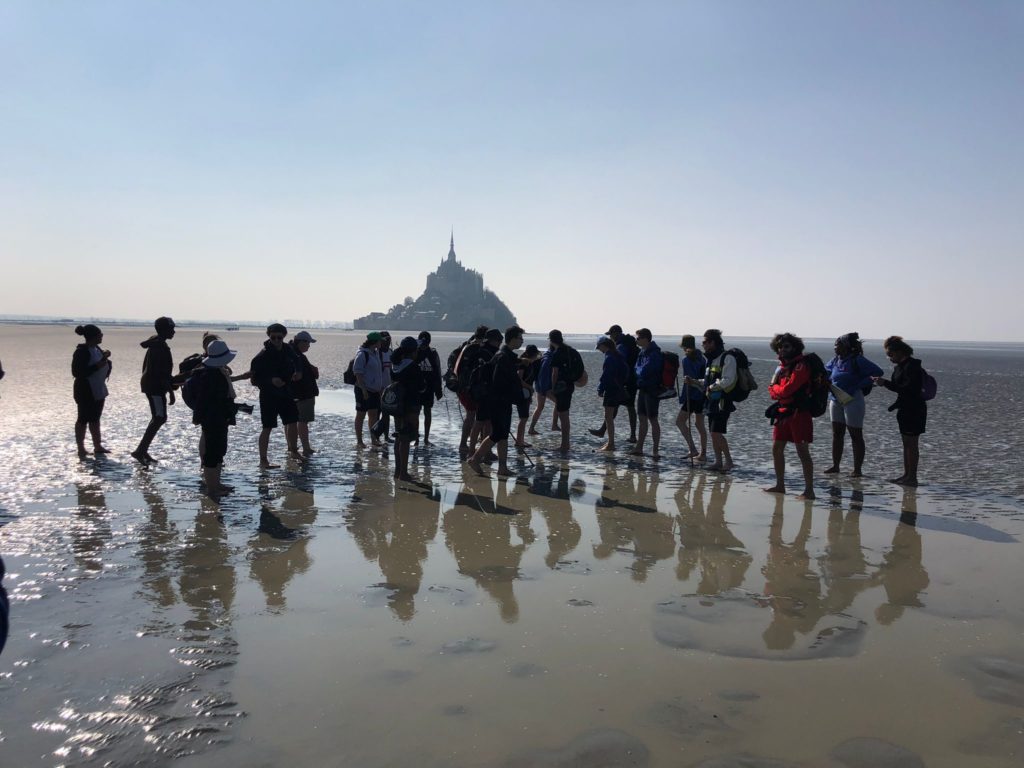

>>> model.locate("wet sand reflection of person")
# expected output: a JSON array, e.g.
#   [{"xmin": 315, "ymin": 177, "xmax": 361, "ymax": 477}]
[
  {"xmin": 819, "ymin": 486, "xmax": 872, "ymax": 616},
  {"xmin": 443, "ymin": 467, "xmax": 534, "ymax": 623},
  {"xmin": 137, "ymin": 479, "xmax": 179, "ymax": 609},
  {"xmin": 674, "ymin": 472, "xmax": 751, "ymax": 594},
  {"xmin": 376, "ymin": 498, "xmax": 439, "ymax": 621},
  {"xmin": 529, "ymin": 461, "xmax": 583, "ymax": 571},
  {"xmin": 761, "ymin": 498, "xmax": 827, "ymax": 650},
  {"xmin": 179, "ymin": 500, "xmax": 236, "ymax": 631},
  {"xmin": 593, "ymin": 466, "xmax": 675, "ymax": 582},
  {"xmin": 250, "ymin": 486, "xmax": 316, "ymax": 612},
  {"xmin": 872, "ymin": 488, "xmax": 929, "ymax": 625},
  {"xmin": 72, "ymin": 482, "xmax": 112, "ymax": 573}
]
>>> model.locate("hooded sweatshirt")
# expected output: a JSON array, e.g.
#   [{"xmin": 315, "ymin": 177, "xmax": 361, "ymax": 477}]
[
  {"xmin": 250, "ymin": 341, "xmax": 298, "ymax": 398},
  {"xmin": 139, "ymin": 335, "xmax": 175, "ymax": 395}
]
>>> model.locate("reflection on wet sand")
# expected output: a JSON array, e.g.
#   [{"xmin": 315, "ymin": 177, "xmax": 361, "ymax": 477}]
[
  {"xmin": 593, "ymin": 466, "xmax": 675, "ymax": 581},
  {"xmin": 529, "ymin": 461, "xmax": 583, "ymax": 570},
  {"xmin": 137, "ymin": 478, "xmax": 179, "ymax": 609},
  {"xmin": 873, "ymin": 488, "xmax": 930, "ymax": 625},
  {"xmin": 675, "ymin": 472, "xmax": 751, "ymax": 593},
  {"xmin": 443, "ymin": 468, "xmax": 534, "ymax": 623},
  {"xmin": 820, "ymin": 486, "xmax": 871, "ymax": 617},
  {"xmin": 72, "ymin": 482, "xmax": 112, "ymax": 573},
  {"xmin": 250, "ymin": 484, "xmax": 315, "ymax": 612}
]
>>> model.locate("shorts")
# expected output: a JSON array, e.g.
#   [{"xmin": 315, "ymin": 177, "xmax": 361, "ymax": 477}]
[
  {"xmin": 260, "ymin": 392, "xmax": 299, "ymax": 429},
  {"xmin": 395, "ymin": 407, "xmax": 421, "ymax": 440},
  {"xmin": 458, "ymin": 390, "xmax": 478, "ymax": 413},
  {"xmin": 637, "ymin": 391, "xmax": 661, "ymax": 418},
  {"xmin": 517, "ymin": 396, "xmax": 532, "ymax": 420},
  {"xmin": 201, "ymin": 423, "xmax": 229, "ymax": 468},
  {"xmin": 146, "ymin": 394, "xmax": 168, "ymax": 421},
  {"xmin": 602, "ymin": 385, "xmax": 626, "ymax": 409},
  {"xmin": 554, "ymin": 385, "xmax": 574, "ymax": 413},
  {"xmin": 678, "ymin": 397, "xmax": 705, "ymax": 415},
  {"xmin": 828, "ymin": 395, "xmax": 865, "ymax": 429},
  {"xmin": 420, "ymin": 390, "xmax": 436, "ymax": 409},
  {"xmin": 490, "ymin": 402, "xmax": 514, "ymax": 442},
  {"xmin": 897, "ymin": 404, "xmax": 927, "ymax": 437},
  {"xmin": 773, "ymin": 410, "xmax": 814, "ymax": 444},
  {"xmin": 355, "ymin": 388, "xmax": 381, "ymax": 413},
  {"xmin": 76, "ymin": 397, "xmax": 105, "ymax": 424},
  {"xmin": 296, "ymin": 397, "xmax": 316, "ymax": 423}
]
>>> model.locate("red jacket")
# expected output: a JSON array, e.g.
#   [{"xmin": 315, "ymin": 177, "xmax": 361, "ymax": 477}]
[{"xmin": 768, "ymin": 354, "xmax": 810, "ymax": 414}]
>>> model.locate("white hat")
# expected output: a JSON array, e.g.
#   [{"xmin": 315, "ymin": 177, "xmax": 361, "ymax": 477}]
[
  {"xmin": 203, "ymin": 339, "xmax": 237, "ymax": 368},
  {"xmin": 294, "ymin": 330, "xmax": 317, "ymax": 343}
]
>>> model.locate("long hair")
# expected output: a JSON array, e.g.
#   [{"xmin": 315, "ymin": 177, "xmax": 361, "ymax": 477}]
[{"xmin": 883, "ymin": 335, "xmax": 914, "ymax": 356}]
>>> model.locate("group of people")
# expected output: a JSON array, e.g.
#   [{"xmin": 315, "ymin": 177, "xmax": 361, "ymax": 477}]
[{"xmin": 66, "ymin": 320, "xmax": 930, "ymax": 500}]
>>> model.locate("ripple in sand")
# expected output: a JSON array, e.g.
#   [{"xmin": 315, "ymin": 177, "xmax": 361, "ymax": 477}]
[
  {"xmin": 829, "ymin": 737, "xmax": 925, "ymax": 768},
  {"xmin": 500, "ymin": 727, "xmax": 650, "ymax": 767},
  {"xmin": 652, "ymin": 590, "xmax": 866, "ymax": 660},
  {"xmin": 952, "ymin": 654, "xmax": 1024, "ymax": 707}
]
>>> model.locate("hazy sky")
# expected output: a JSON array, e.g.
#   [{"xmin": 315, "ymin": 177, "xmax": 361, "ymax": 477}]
[{"xmin": 2, "ymin": 1, "xmax": 1022, "ymax": 340}]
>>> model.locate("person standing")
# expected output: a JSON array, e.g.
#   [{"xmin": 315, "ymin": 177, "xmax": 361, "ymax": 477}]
[
  {"xmin": 547, "ymin": 330, "xmax": 575, "ymax": 454},
  {"xmin": 196, "ymin": 339, "xmax": 240, "ymax": 498},
  {"xmin": 469, "ymin": 326, "xmax": 526, "ymax": 477},
  {"xmin": 455, "ymin": 326, "xmax": 492, "ymax": 458},
  {"xmin": 515, "ymin": 344, "xmax": 541, "ymax": 450},
  {"xmin": 823, "ymin": 332, "xmax": 883, "ymax": 477},
  {"xmin": 132, "ymin": 316, "xmax": 180, "ymax": 465},
  {"xmin": 632, "ymin": 328, "xmax": 664, "ymax": 459},
  {"xmin": 250, "ymin": 323, "xmax": 301, "ymax": 468},
  {"xmin": 376, "ymin": 332, "xmax": 395, "ymax": 443},
  {"xmin": 72, "ymin": 324, "xmax": 112, "ymax": 459},
  {"xmin": 289, "ymin": 331, "xmax": 320, "ymax": 457},
  {"xmin": 595, "ymin": 335, "xmax": 628, "ymax": 452},
  {"xmin": 389, "ymin": 337, "xmax": 425, "ymax": 481},
  {"xmin": 763, "ymin": 333, "xmax": 816, "ymax": 500},
  {"xmin": 353, "ymin": 332, "xmax": 385, "ymax": 448},
  {"xmin": 676, "ymin": 335, "xmax": 708, "ymax": 462},
  {"xmin": 528, "ymin": 345, "xmax": 554, "ymax": 437},
  {"xmin": 874, "ymin": 336, "xmax": 927, "ymax": 487},
  {"xmin": 590, "ymin": 325, "xmax": 639, "ymax": 443},
  {"xmin": 702, "ymin": 329, "xmax": 736, "ymax": 472},
  {"xmin": 416, "ymin": 331, "xmax": 444, "ymax": 446}
]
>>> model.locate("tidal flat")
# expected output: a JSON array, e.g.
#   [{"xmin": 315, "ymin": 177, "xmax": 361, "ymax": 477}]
[{"xmin": 0, "ymin": 326, "xmax": 1022, "ymax": 767}]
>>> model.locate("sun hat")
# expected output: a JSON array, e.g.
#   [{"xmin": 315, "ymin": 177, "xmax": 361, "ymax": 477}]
[
  {"xmin": 203, "ymin": 339, "xmax": 237, "ymax": 368},
  {"xmin": 294, "ymin": 330, "xmax": 317, "ymax": 343}
]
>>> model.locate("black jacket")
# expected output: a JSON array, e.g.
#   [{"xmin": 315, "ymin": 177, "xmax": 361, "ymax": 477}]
[
  {"xmin": 196, "ymin": 367, "xmax": 238, "ymax": 428},
  {"xmin": 421, "ymin": 347, "xmax": 444, "ymax": 400},
  {"xmin": 288, "ymin": 342, "xmax": 320, "ymax": 400},
  {"xmin": 391, "ymin": 349, "xmax": 425, "ymax": 410},
  {"xmin": 489, "ymin": 345, "xmax": 526, "ymax": 404},
  {"xmin": 139, "ymin": 335, "xmax": 176, "ymax": 395},
  {"xmin": 883, "ymin": 357, "xmax": 925, "ymax": 413},
  {"xmin": 71, "ymin": 344, "xmax": 111, "ymax": 403},
  {"xmin": 250, "ymin": 342, "xmax": 298, "ymax": 397}
]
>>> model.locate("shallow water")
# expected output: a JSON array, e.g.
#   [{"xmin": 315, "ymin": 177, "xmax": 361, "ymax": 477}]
[{"xmin": 0, "ymin": 326, "xmax": 1022, "ymax": 767}]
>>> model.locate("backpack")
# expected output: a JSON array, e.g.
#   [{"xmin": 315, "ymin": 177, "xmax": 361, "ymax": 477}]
[
  {"xmin": 178, "ymin": 353, "xmax": 204, "ymax": 377},
  {"xmin": 445, "ymin": 341, "xmax": 471, "ymax": 392},
  {"xmin": 380, "ymin": 381, "xmax": 404, "ymax": 416},
  {"xmin": 799, "ymin": 353, "xmax": 830, "ymax": 417},
  {"xmin": 343, "ymin": 349, "xmax": 369, "ymax": 386},
  {"xmin": 921, "ymin": 369, "xmax": 937, "ymax": 401},
  {"xmin": 723, "ymin": 348, "xmax": 757, "ymax": 402},
  {"xmin": 565, "ymin": 345, "xmax": 587, "ymax": 386},
  {"xmin": 658, "ymin": 351, "xmax": 680, "ymax": 400},
  {"xmin": 181, "ymin": 367, "xmax": 205, "ymax": 411},
  {"xmin": 467, "ymin": 354, "xmax": 496, "ymax": 402}
]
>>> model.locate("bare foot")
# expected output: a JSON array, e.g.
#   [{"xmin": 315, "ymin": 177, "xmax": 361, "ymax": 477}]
[
  {"xmin": 496, "ymin": 468, "xmax": 514, "ymax": 478},
  {"xmin": 888, "ymin": 475, "xmax": 907, "ymax": 484},
  {"xmin": 77, "ymin": 448, "xmax": 91, "ymax": 459},
  {"xmin": 357, "ymin": 440, "xmax": 367, "ymax": 449},
  {"xmin": 303, "ymin": 448, "xmax": 316, "ymax": 456},
  {"xmin": 626, "ymin": 436, "xmax": 637, "ymax": 444},
  {"xmin": 763, "ymin": 485, "xmax": 786, "ymax": 494},
  {"xmin": 145, "ymin": 453, "xmax": 159, "ymax": 463},
  {"xmin": 260, "ymin": 461, "xmax": 281, "ymax": 470},
  {"xmin": 849, "ymin": 470, "xmax": 863, "ymax": 478},
  {"xmin": 796, "ymin": 491, "xmax": 816, "ymax": 500},
  {"xmin": 628, "ymin": 449, "xmax": 644, "ymax": 457},
  {"xmin": 467, "ymin": 459, "xmax": 486, "ymax": 476},
  {"xmin": 696, "ymin": 454, "xmax": 707, "ymax": 464},
  {"xmin": 706, "ymin": 463, "xmax": 723, "ymax": 472},
  {"xmin": 722, "ymin": 462, "xmax": 734, "ymax": 473},
  {"xmin": 598, "ymin": 443, "xmax": 614, "ymax": 452},
  {"xmin": 823, "ymin": 466, "xmax": 840, "ymax": 474},
  {"xmin": 130, "ymin": 450, "xmax": 150, "ymax": 465},
  {"xmin": 527, "ymin": 429, "xmax": 540, "ymax": 436},
  {"xmin": 652, "ymin": 453, "xmax": 661, "ymax": 461},
  {"xmin": 398, "ymin": 473, "xmax": 415, "ymax": 482},
  {"xmin": 93, "ymin": 445, "xmax": 110, "ymax": 454}
]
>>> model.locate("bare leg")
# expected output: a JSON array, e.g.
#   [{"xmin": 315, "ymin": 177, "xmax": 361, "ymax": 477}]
[
  {"xmin": 516, "ymin": 416, "xmax": 528, "ymax": 448},
  {"xmin": 633, "ymin": 414, "xmax": 649, "ymax": 454},
  {"xmin": 423, "ymin": 408, "xmax": 432, "ymax": 445},
  {"xmin": 558, "ymin": 410, "xmax": 570, "ymax": 452},
  {"xmin": 75, "ymin": 421, "xmax": 89, "ymax": 457},
  {"xmin": 825, "ymin": 422, "xmax": 845, "ymax": 473},
  {"xmin": 88, "ymin": 420, "xmax": 107, "ymax": 452},
  {"xmin": 367, "ymin": 409, "xmax": 381, "ymax": 446},
  {"xmin": 297, "ymin": 421, "xmax": 313, "ymax": 454},
  {"xmin": 677, "ymin": 409, "xmax": 697, "ymax": 456},
  {"xmin": 650, "ymin": 417, "xmax": 661, "ymax": 458},
  {"xmin": 460, "ymin": 410, "xmax": 476, "ymax": 455},
  {"xmin": 468, "ymin": 436, "xmax": 493, "ymax": 474},
  {"xmin": 903, "ymin": 434, "xmax": 920, "ymax": 486},
  {"xmin": 694, "ymin": 413, "xmax": 707, "ymax": 460},
  {"xmin": 355, "ymin": 410, "xmax": 366, "ymax": 447},
  {"xmin": 849, "ymin": 427, "xmax": 865, "ymax": 476},
  {"xmin": 496, "ymin": 440, "xmax": 512, "ymax": 476},
  {"xmin": 599, "ymin": 405, "xmax": 616, "ymax": 451},
  {"xmin": 625, "ymin": 399, "xmax": 637, "ymax": 441},
  {"xmin": 709, "ymin": 432, "xmax": 733, "ymax": 471},
  {"xmin": 795, "ymin": 442, "xmax": 815, "ymax": 499},
  {"xmin": 528, "ymin": 394, "xmax": 546, "ymax": 435},
  {"xmin": 285, "ymin": 423, "xmax": 302, "ymax": 458},
  {"xmin": 259, "ymin": 428, "xmax": 279, "ymax": 468},
  {"xmin": 764, "ymin": 440, "xmax": 787, "ymax": 493}
]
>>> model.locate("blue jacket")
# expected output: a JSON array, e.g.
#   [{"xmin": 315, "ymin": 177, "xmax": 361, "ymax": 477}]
[
  {"xmin": 598, "ymin": 350, "xmax": 629, "ymax": 395},
  {"xmin": 535, "ymin": 349, "xmax": 554, "ymax": 394},
  {"xmin": 679, "ymin": 351, "xmax": 707, "ymax": 404},
  {"xmin": 825, "ymin": 354, "xmax": 883, "ymax": 399},
  {"xmin": 635, "ymin": 341, "xmax": 663, "ymax": 393}
]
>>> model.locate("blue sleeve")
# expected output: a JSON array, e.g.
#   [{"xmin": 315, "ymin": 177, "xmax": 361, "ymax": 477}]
[{"xmin": 860, "ymin": 356, "xmax": 884, "ymax": 379}]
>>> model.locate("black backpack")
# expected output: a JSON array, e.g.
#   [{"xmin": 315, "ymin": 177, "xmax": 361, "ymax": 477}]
[
  {"xmin": 467, "ymin": 353, "xmax": 496, "ymax": 401},
  {"xmin": 445, "ymin": 341, "xmax": 471, "ymax": 392},
  {"xmin": 178, "ymin": 353, "xmax": 204, "ymax": 377},
  {"xmin": 800, "ymin": 353, "xmax": 830, "ymax": 417},
  {"xmin": 723, "ymin": 348, "xmax": 757, "ymax": 402},
  {"xmin": 343, "ymin": 349, "xmax": 369, "ymax": 386},
  {"xmin": 565, "ymin": 345, "xmax": 586, "ymax": 384},
  {"xmin": 181, "ymin": 367, "xmax": 206, "ymax": 411}
]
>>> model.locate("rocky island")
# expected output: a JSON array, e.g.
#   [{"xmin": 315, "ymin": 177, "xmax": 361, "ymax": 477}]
[{"xmin": 353, "ymin": 235, "xmax": 517, "ymax": 332}]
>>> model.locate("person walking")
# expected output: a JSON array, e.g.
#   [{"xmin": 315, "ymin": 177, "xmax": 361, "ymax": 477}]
[
  {"xmin": 595, "ymin": 335, "xmax": 628, "ymax": 452},
  {"xmin": 132, "ymin": 316, "xmax": 180, "ymax": 465},
  {"xmin": 250, "ymin": 323, "xmax": 301, "ymax": 468},
  {"xmin": 874, "ymin": 336, "xmax": 927, "ymax": 487},
  {"xmin": 289, "ymin": 331, "xmax": 320, "ymax": 457},
  {"xmin": 515, "ymin": 344, "xmax": 541, "ymax": 450},
  {"xmin": 454, "ymin": 326, "xmax": 493, "ymax": 458},
  {"xmin": 389, "ymin": 337, "xmax": 425, "ymax": 481},
  {"xmin": 589, "ymin": 325, "xmax": 639, "ymax": 444},
  {"xmin": 632, "ymin": 328, "xmax": 664, "ymax": 459},
  {"xmin": 353, "ymin": 332, "xmax": 385, "ymax": 448},
  {"xmin": 547, "ymin": 330, "xmax": 576, "ymax": 454},
  {"xmin": 823, "ymin": 332, "xmax": 884, "ymax": 477},
  {"xmin": 702, "ymin": 329, "xmax": 736, "ymax": 472},
  {"xmin": 469, "ymin": 326, "xmax": 526, "ymax": 477},
  {"xmin": 763, "ymin": 333, "xmax": 816, "ymax": 500},
  {"xmin": 676, "ymin": 335, "xmax": 708, "ymax": 463},
  {"xmin": 416, "ymin": 331, "xmax": 444, "ymax": 446},
  {"xmin": 528, "ymin": 345, "xmax": 554, "ymax": 437},
  {"xmin": 72, "ymin": 324, "xmax": 112, "ymax": 459}
]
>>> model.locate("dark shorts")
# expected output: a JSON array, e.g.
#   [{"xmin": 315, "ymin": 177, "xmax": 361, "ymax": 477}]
[
  {"xmin": 420, "ymin": 390, "xmax": 436, "ymax": 409},
  {"xmin": 355, "ymin": 388, "xmax": 381, "ymax": 413},
  {"xmin": 624, "ymin": 377, "xmax": 638, "ymax": 404},
  {"xmin": 201, "ymin": 423, "xmax": 229, "ymax": 468},
  {"xmin": 260, "ymin": 393, "xmax": 299, "ymax": 429},
  {"xmin": 773, "ymin": 410, "xmax": 814, "ymax": 444},
  {"xmin": 602, "ymin": 386, "xmax": 626, "ymax": 409},
  {"xmin": 897, "ymin": 405, "xmax": 927, "ymax": 437},
  {"xmin": 476, "ymin": 397, "xmax": 493, "ymax": 423},
  {"xmin": 707, "ymin": 406, "xmax": 731, "ymax": 434},
  {"xmin": 554, "ymin": 384, "xmax": 574, "ymax": 413},
  {"xmin": 637, "ymin": 391, "xmax": 661, "ymax": 418},
  {"xmin": 490, "ymin": 401, "xmax": 514, "ymax": 442},
  {"xmin": 296, "ymin": 397, "xmax": 315, "ymax": 423},
  {"xmin": 458, "ymin": 390, "xmax": 477, "ymax": 413},
  {"xmin": 146, "ymin": 394, "xmax": 168, "ymax": 421},
  {"xmin": 517, "ymin": 396, "xmax": 532, "ymax": 420},
  {"xmin": 76, "ymin": 397, "xmax": 105, "ymax": 424},
  {"xmin": 395, "ymin": 407, "xmax": 421, "ymax": 441},
  {"xmin": 678, "ymin": 397, "xmax": 705, "ymax": 415}
]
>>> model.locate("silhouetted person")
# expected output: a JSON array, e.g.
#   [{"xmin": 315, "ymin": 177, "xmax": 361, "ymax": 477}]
[
  {"xmin": 289, "ymin": 331, "xmax": 320, "ymax": 456},
  {"xmin": 133, "ymin": 316, "xmax": 181, "ymax": 465},
  {"xmin": 874, "ymin": 335, "xmax": 928, "ymax": 486},
  {"xmin": 823, "ymin": 332, "xmax": 883, "ymax": 477},
  {"xmin": 416, "ymin": 331, "xmax": 444, "ymax": 446},
  {"xmin": 468, "ymin": 326, "xmax": 526, "ymax": 477},
  {"xmin": 71, "ymin": 324, "xmax": 111, "ymax": 459},
  {"xmin": 251, "ymin": 323, "xmax": 302, "ymax": 468}
]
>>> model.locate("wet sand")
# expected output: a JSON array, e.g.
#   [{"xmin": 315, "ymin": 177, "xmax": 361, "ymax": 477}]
[{"xmin": 1, "ymin": 327, "xmax": 1022, "ymax": 767}]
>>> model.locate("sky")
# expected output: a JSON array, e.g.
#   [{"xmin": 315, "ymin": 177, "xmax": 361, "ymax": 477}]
[{"xmin": 1, "ymin": 1, "xmax": 1022, "ymax": 341}]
